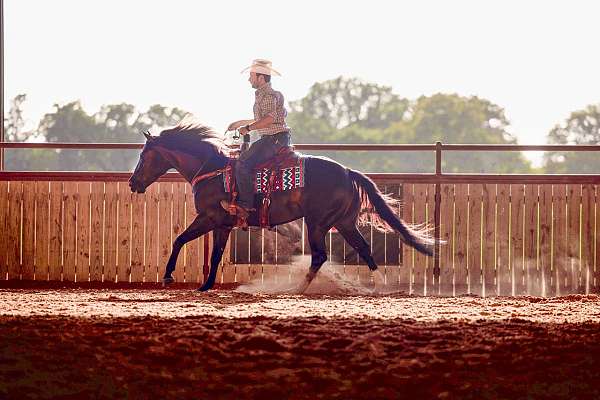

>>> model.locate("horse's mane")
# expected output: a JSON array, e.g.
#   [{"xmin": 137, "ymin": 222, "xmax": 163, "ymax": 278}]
[{"xmin": 157, "ymin": 118, "xmax": 231, "ymax": 157}]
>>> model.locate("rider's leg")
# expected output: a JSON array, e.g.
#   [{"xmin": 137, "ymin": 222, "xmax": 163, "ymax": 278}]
[{"xmin": 234, "ymin": 135, "xmax": 280, "ymax": 210}]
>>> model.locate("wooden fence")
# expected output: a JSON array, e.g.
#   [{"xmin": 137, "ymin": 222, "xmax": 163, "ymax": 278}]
[
  {"xmin": 0, "ymin": 178, "xmax": 209, "ymax": 284},
  {"xmin": 1, "ymin": 142, "xmax": 600, "ymax": 296}
]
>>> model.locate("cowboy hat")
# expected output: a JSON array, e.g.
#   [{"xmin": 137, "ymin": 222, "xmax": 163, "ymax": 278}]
[{"xmin": 240, "ymin": 59, "xmax": 281, "ymax": 76}]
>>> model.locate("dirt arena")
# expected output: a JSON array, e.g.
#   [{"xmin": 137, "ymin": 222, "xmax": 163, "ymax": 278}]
[{"xmin": 1, "ymin": 275, "xmax": 600, "ymax": 400}]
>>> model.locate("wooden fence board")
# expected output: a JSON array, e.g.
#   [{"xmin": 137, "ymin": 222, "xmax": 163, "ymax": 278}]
[
  {"xmin": 412, "ymin": 184, "xmax": 428, "ymax": 295},
  {"xmin": 400, "ymin": 183, "xmax": 414, "ymax": 293},
  {"xmin": 524, "ymin": 184, "xmax": 538, "ymax": 295},
  {"xmin": 385, "ymin": 183, "xmax": 401, "ymax": 266},
  {"xmin": 222, "ymin": 262, "xmax": 236, "ymax": 284},
  {"xmin": 453, "ymin": 184, "xmax": 469, "ymax": 295},
  {"xmin": 158, "ymin": 182, "xmax": 172, "ymax": 282},
  {"xmin": 567, "ymin": 184, "xmax": 581, "ymax": 293},
  {"xmin": 468, "ymin": 184, "xmax": 482, "ymax": 296},
  {"xmin": 496, "ymin": 184, "xmax": 510, "ymax": 295},
  {"xmin": 553, "ymin": 185, "xmax": 567, "ymax": 295},
  {"xmin": 343, "ymin": 235, "xmax": 359, "ymax": 265},
  {"xmin": 538, "ymin": 185, "xmax": 553, "ymax": 297},
  {"xmin": 0, "ymin": 181, "xmax": 8, "ymax": 279},
  {"xmin": 89, "ymin": 182, "xmax": 103, "ymax": 282},
  {"xmin": 330, "ymin": 230, "xmax": 345, "ymax": 266},
  {"xmin": 103, "ymin": 182, "xmax": 119, "ymax": 283},
  {"xmin": 372, "ymin": 184, "xmax": 387, "ymax": 266},
  {"xmin": 62, "ymin": 182, "xmax": 77, "ymax": 282},
  {"xmin": 510, "ymin": 185, "xmax": 525, "ymax": 295},
  {"xmin": 581, "ymin": 184, "xmax": 595, "ymax": 293},
  {"xmin": 48, "ymin": 181, "xmax": 63, "ymax": 281},
  {"xmin": 48, "ymin": 182, "xmax": 63, "ymax": 281},
  {"xmin": 145, "ymin": 184, "xmax": 160, "ymax": 282},
  {"xmin": 21, "ymin": 182, "xmax": 36, "ymax": 280},
  {"xmin": 595, "ymin": 185, "xmax": 600, "ymax": 292},
  {"xmin": 172, "ymin": 182, "xmax": 186, "ymax": 282},
  {"xmin": 249, "ymin": 228, "xmax": 263, "ymax": 265},
  {"xmin": 357, "ymin": 223, "xmax": 372, "ymax": 268},
  {"xmin": 439, "ymin": 184, "xmax": 454, "ymax": 295},
  {"xmin": 482, "ymin": 183, "xmax": 496, "ymax": 296},
  {"xmin": 184, "ymin": 188, "xmax": 201, "ymax": 283},
  {"xmin": 249, "ymin": 264, "xmax": 262, "ymax": 284},
  {"xmin": 384, "ymin": 265, "xmax": 399, "ymax": 289},
  {"xmin": 234, "ymin": 229, "xmax": 250, "ymax": 264},
  {"xmin": 130, "ymin": 191, "xmax": 145, "ymax": 282},
  {"xmin": 236, "ymin": 263, "xmax": 250, "ymax": 284},
  {"xmin": 8, "ymin": 182, "xmax": 23, "ymax": 280},
  {"xmin": 34, "ymin": 181, "xmax": 48, "ymax": 281},
  {"xmin": 117, "ymin": 182, "xmax": 131, "ymax": 283},
  {"xmin": 76, "ymin": 182, "xmax": 91, "ymax": 282}
]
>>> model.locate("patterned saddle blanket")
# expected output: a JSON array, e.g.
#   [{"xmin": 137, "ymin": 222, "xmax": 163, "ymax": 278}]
[{"xmin": 223, "ymin": 149, "xmax": 306, "ymax": 194}]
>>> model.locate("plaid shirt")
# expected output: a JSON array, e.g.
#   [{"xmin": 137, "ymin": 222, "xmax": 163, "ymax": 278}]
[{"xmin": 252, "ymin": 83, "xmax": 290, "ymax": 136}]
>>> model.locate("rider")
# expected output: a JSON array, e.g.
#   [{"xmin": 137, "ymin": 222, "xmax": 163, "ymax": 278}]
[{"xmin": 222, "ymin": 59, "xmax": 291, "ymax": 218}]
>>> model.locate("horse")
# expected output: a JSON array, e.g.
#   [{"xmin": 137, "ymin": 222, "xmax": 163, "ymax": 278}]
[{"xmin": 128, "ymin": 121, "xmax": 435, "ymax": 292}]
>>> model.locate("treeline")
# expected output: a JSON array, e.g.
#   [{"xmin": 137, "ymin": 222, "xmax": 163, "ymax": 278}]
[{"xmin": 3, "ymin": 77, "xmax": 599, "ymax": 173}]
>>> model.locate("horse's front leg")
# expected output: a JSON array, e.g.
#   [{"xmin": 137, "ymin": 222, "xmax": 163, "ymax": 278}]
[
  {"xmin": 163, "ymin": 214, "xmax": 213, "ymax": 286},
  {"xmin": 197, "ymin": 227, "xmax": 232, "ymax": 292}
]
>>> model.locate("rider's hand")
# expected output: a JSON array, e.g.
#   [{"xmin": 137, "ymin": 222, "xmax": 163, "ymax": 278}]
[{"xmin": 238, "ymin": 125, "xmax": 250, "ymax": 135}]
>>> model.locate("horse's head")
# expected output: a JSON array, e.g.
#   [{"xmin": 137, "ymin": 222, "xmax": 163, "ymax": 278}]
[{"xmin": 129, "ymin": 131, "xmax": 172, "ymax": 193}]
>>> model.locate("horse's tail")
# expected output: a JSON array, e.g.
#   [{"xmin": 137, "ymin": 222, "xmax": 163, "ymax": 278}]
[{"xmin": 349, "ymin": 169, "xmax": 435, "ymax": 256}]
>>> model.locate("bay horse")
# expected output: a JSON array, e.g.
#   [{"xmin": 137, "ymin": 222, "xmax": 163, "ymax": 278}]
[{"xmin": 128, "ymin": 122, "xmax": 435, "ymax": 292}]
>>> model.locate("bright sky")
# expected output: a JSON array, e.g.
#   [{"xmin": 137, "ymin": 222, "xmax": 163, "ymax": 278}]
[{"xmin": 4, "ymin": 0, "xmax": 600, "ymax": 164}]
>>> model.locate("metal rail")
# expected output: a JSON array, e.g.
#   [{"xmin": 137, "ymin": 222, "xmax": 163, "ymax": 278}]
[{"xmin": 1, "ymin": 142, "xmax": 599, "ymax": 151}]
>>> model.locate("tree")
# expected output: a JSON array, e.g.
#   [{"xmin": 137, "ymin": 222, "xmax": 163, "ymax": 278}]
[
  {"xmin": 288, "ymin": 78, "xmax": 532, "ymax": 173},
  {"xmin": 289, "ymin": 76, "xmax": 409, "ymax": 135},
  {"xmin": 543, "ymin": 104, "xmax": 600, "ymax": 173},
  {"xmin": 384, "ymin": 94, "xmax": 532, "ymax": 173},
  {"xmin": 4, "ymin": 98, "xmax": 190, "ymax": 171}
]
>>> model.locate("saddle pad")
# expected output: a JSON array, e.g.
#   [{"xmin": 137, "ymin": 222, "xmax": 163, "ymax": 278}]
[{"xmin": 223, "ymin": 158, "xmax": 305, "ymax": 194}]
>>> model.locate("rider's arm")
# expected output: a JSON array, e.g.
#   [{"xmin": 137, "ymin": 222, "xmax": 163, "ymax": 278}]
[
  {"xmin": 247, "ymin": 115, "xmax": 274, "ymax": 131},
  {"xmin": 240, "ymin": 93, "xmax": 277, "ymax": 134}
]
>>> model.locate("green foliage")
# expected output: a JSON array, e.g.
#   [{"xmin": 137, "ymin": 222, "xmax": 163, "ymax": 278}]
[
  {"xmin": 3, "ymin": 97, "xmax": 189, "ymax": 171},
  {"xmin": 289, "ymin": 76, "xmax": 409, "ymax": 130},
  {"xmin": 543, "ymin": 104, "xmax": 600, "ymax": 173},
  {"xmin": 291, "ymin": 78, "xmax": 532, "ymax": 173}
]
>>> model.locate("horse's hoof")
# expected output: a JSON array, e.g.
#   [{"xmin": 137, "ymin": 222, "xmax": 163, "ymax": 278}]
[
  {"xmin": 196, "ymin": 283, "xmax": 212, "ymax": 292},
  {"xmin": 162, "ymin": 276, "xmax": 175, "ymax": 287}
]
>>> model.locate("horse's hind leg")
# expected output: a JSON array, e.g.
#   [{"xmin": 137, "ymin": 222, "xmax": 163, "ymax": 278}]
[
  {"xmin": 197, "ymin": 227, "xmax": 232, "ymax": 292},
  {"xmin": 335, "ymin": 221, "xmax": 384, "ymax": 291},
  {"xmin": 297, "ymin": 223, "xmax": 329, "ymax": 293},
  {"xmin": 163, "ymin": 214, "xmax": 213, "ymax": 286}
]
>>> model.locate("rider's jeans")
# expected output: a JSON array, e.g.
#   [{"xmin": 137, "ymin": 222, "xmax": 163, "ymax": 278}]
[{"xmin": 235, "ymin": 131, "xmax": 291, "ymax": 209}]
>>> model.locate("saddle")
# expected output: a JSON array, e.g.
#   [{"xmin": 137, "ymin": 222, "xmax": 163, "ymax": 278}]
[{"xmin": 219, "ymin": 146, "xmax": 305, "ymax": 228}]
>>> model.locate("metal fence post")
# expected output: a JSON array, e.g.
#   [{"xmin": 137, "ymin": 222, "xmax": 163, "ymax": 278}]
[{"xmin": 433, "ymin": 141, "xmax": 442, "ymax": 287}]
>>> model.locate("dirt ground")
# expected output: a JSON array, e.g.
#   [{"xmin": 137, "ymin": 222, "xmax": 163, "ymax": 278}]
[{"xmin": 1, "ymin": 277, "xmax": 600, "ymax": 400}]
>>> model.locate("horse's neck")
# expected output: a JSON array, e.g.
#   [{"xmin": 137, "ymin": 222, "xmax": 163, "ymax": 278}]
[{"xmin": 160, "ymin": 145, "xmax": 227, "ymax": 182}]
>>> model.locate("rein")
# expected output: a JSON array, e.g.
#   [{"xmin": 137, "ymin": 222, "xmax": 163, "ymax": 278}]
[{"xmin": 190, "ymin": 164, "xmax": 230, "ymax": 188}]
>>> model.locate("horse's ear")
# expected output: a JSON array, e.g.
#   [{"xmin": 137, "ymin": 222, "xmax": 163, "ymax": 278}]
[{"xmin": 142, "ymin": 130, "xmax": 154, "ymax": 141}]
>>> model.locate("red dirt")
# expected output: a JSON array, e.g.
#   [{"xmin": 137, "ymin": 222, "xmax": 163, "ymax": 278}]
[{"xmin": 1, "ymin": 284, "xmax": 600, "ymax": 399}]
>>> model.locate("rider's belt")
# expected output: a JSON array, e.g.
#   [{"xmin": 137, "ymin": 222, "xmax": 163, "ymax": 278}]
[{"xmin": 261, "ymin": 131, "xmax": 291, "ymax": 145}]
